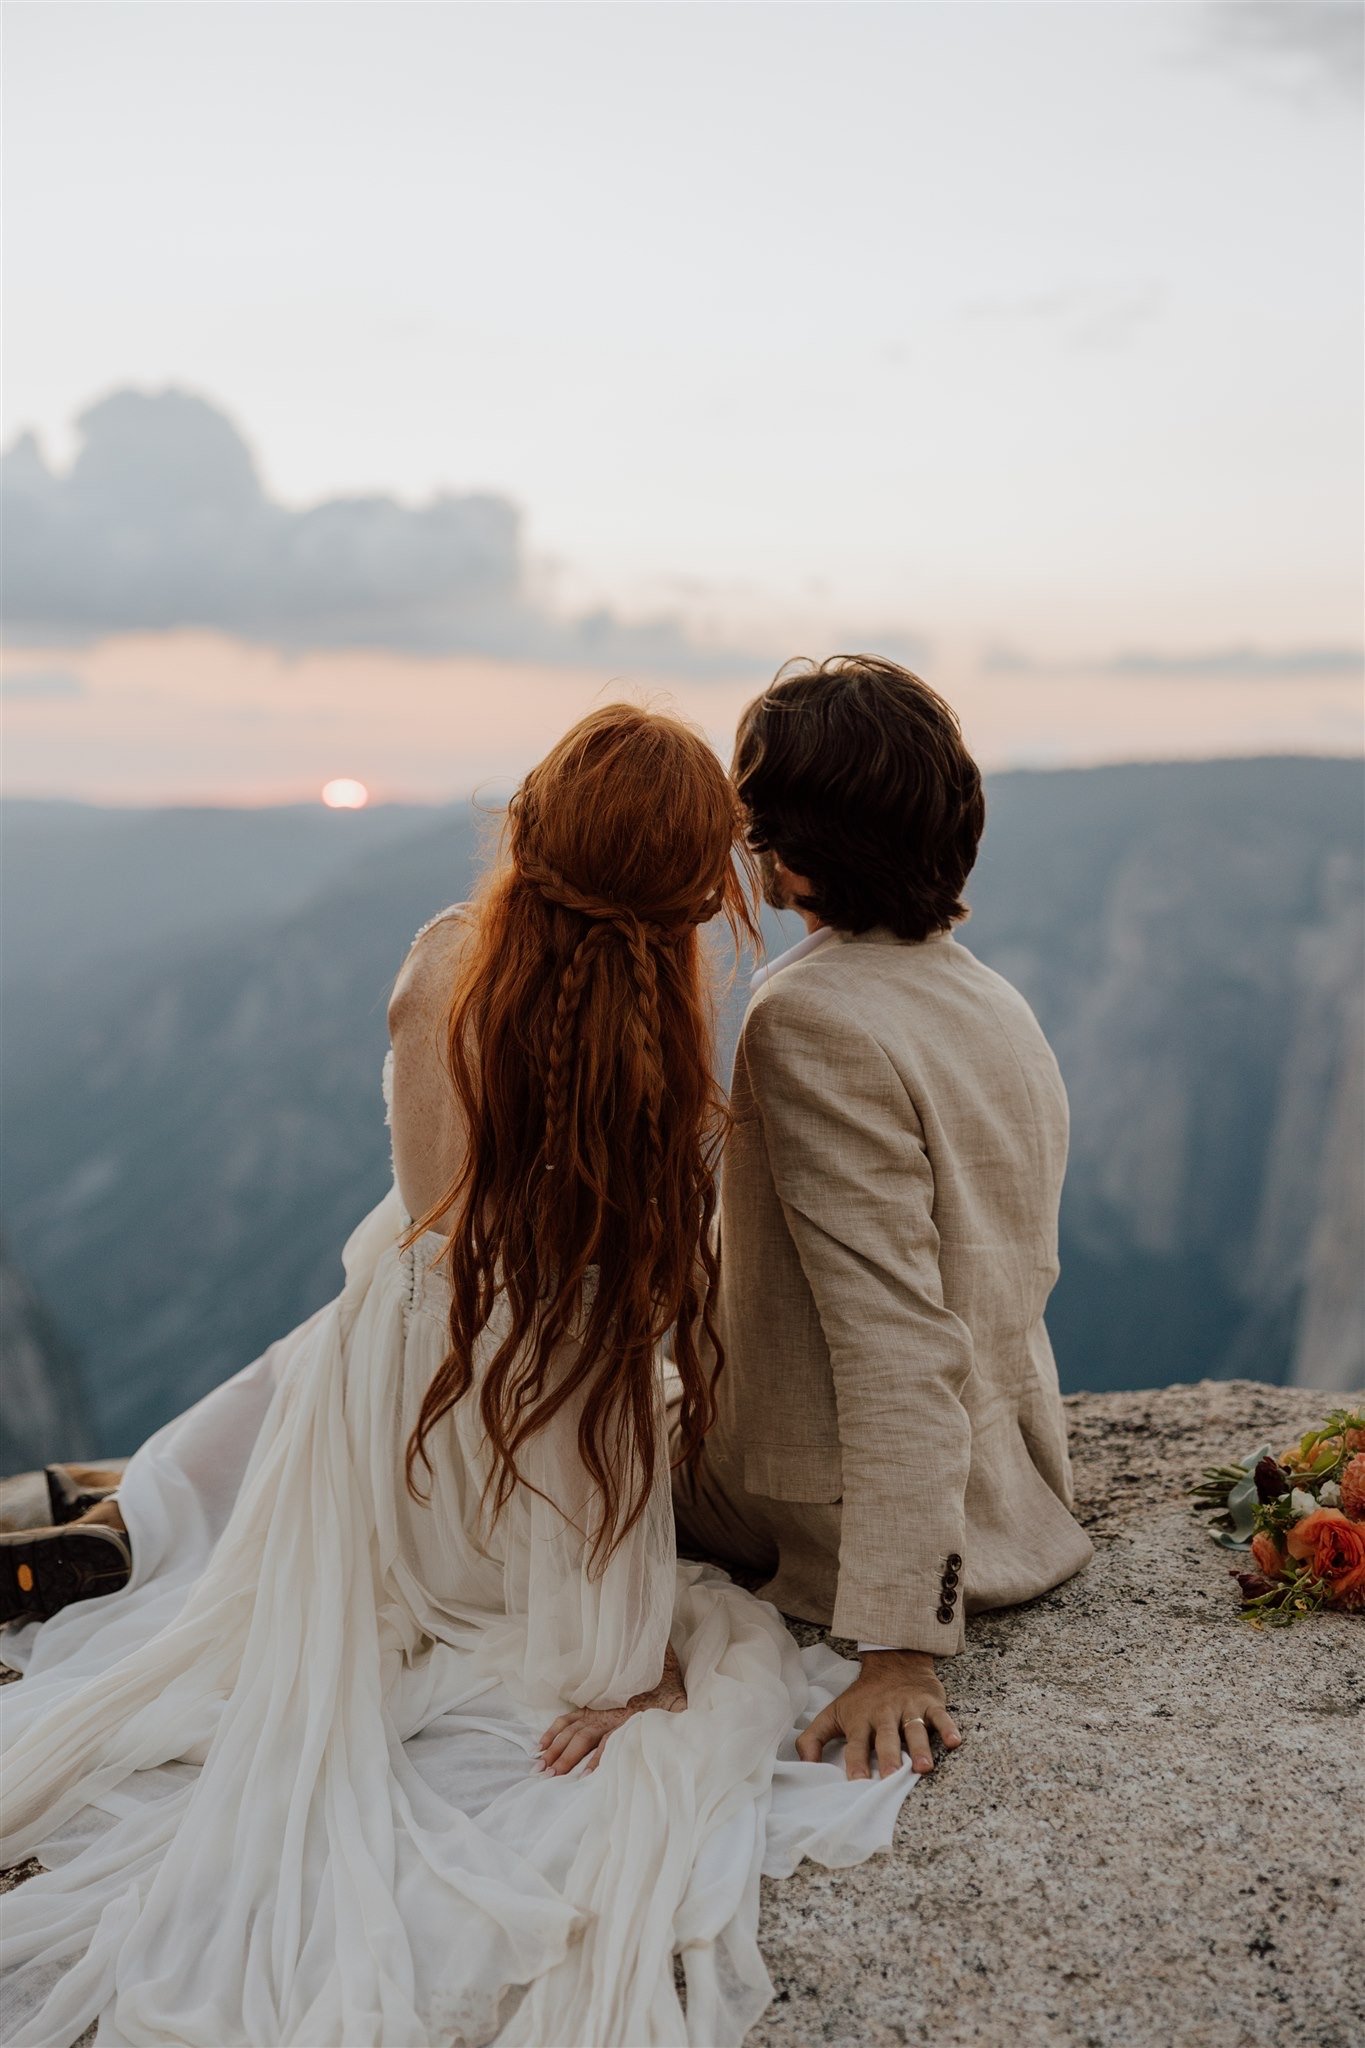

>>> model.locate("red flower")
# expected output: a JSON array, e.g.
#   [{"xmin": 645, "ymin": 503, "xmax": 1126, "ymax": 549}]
[
  {"xmin": 1285, "ymin": 1508, "xmax": 1365, "ymax": 1609},
  {"xmin": 1339, "ymin": 1454, "xmax": 1365, "ymax": 1522},
  {"xmin": 1253, "ymin": 1457, "xmax": 1289, "ymax": 1503}
]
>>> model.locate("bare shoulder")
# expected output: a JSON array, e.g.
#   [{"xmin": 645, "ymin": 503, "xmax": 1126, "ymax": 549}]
[{"xmin": 388, "ymin": 903, "xmax": 472, "ymax": 1032}]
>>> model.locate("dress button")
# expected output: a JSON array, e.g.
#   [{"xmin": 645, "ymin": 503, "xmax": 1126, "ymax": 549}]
[
  {"xmin": 936, "ymin": 1603, "xmax": 955, "ymax": 1624},
  {"xmin": 947, "ymin": 1553, "xmax": 963, "ymax": 1570}
]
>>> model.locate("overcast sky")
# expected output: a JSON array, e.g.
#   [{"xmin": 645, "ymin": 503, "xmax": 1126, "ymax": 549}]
[{"xmin": 3, "ymin": 1, "xmax": 1361, "ymax": 803}]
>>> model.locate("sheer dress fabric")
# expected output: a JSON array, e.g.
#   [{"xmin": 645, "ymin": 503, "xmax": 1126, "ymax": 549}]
[{"xmin": 0, "ymin": 1057, "xmax": 918, "ymax": 2047}]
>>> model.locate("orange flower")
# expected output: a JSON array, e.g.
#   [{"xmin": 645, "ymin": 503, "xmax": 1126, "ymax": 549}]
[
  {"xmin": 1285, "ymin": 1508, "xmax": 1365, "ymax": 1608},
  {"xmin": 1345, "ymin": 1428, "xmax": 1365, "ymax": 1453},
  {"xmin": 1250, "ymin": 1529, "xmax": 1285, "ymax": 1576},
  {"xmin": 1341, "ymin": 1455, "xmax": 1365, "ymax": 1521}
]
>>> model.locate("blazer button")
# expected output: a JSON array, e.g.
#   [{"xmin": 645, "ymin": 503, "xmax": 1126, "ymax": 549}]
[
  {"xmin": 946, "ymin": 1554, "xmax": 963, "ymax": 1570},
  {"xmin": 936, "ymin": 1603, "xmax": 955, "ymax": 1624},
  {"xmin": 942, "ymin": 1569, "xmax": 959, "ymax": 1589},
  {"xmin": 942, "ymin": 1585, "xmax": 958, "ymax": 1605}
]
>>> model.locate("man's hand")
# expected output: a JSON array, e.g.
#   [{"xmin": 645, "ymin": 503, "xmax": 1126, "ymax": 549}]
[{"xmin": 795, "ymin": 1649, "xmax": 962, "ymax": 1779}]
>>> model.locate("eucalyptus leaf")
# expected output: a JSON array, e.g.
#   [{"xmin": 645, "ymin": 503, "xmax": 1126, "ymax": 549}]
[
  {"xmin": 1196, "ymin": 1444, "xmax": 1273, "ymax": 1548},
  {"xmin": 1225, "ymin": 1465, "xmax": 1267, "ymax": 1540}
]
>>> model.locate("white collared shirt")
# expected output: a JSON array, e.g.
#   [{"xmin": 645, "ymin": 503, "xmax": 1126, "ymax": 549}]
[{"xmin": 749, "ymin": 922, "xmax": 839, "ymax": 993}]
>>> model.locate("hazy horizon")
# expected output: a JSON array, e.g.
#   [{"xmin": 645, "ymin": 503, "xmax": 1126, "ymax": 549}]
[
  {"xmin": 3, "ymin": 2, "xmax": 1362, "ymax": 803},
  {"xmin": 3, "ymin": 745, "xmax": 1359, "ymax": 816}
]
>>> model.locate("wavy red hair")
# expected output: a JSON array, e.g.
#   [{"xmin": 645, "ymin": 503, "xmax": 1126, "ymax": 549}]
[{"xmin": 405, "ymin": 705, "xmax": 759, "ymax": 1569}]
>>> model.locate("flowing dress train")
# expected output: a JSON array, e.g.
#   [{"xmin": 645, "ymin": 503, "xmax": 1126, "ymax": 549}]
[{"xmin": 0, "ymin": 1064, "xmax": 919, "ymax": 2047}]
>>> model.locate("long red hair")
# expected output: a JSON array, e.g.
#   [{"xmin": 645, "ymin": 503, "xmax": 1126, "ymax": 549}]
[{"xmin": 405, "ymin": 705, "xmax": 759, "ymax": 1569}]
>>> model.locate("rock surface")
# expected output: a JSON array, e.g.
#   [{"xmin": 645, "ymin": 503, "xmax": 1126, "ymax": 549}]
[
  {"xmin": 758, "ymin": 1379, "xmax": 1362, "ymax": 2048},
  {"xmin": 3, "ymin": 1378, "xmax": 1361, "ymax": 2047}
]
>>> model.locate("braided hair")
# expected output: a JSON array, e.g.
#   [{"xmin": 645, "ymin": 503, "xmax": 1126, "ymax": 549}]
[{"xmin": 405, "ymin": 705, "xmax": 759, "ymax": 1571}]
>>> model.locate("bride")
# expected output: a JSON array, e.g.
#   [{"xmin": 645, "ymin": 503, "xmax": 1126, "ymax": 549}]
[{"xmin": 0, "ymin": 705, "xmax": 920, "ymax": 2048}]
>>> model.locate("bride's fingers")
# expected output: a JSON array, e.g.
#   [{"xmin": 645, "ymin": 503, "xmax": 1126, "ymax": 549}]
[
  {"xmin": 541, "ymin": 1720, "xmax": 587, "ymax": 1766},
  {"xmin": 536, "ymin": 1706, "xmax": 631, "ymax": 1774},
  {"xmin": 546, "ymin": 1727, "xmax": 601, "ymax": 1776},
  {"xmin": 539, "ymin": 1713, "xmax": 575, "ymax": 1751}
]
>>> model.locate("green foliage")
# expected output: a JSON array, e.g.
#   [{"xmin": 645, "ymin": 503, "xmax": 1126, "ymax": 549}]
[{"xmin": 1188, "ymin": 1410, "xmax": 1363, "ymax": 1627}]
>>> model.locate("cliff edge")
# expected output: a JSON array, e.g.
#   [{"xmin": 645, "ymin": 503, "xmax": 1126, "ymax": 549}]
[
  {"xmin": 757, "ymin": 1379, "xmax": 1361, "ymax": 2048},
  {"xmin": 3, "ymin": 1379, "xmax": 1360, "ymax": 2047}
]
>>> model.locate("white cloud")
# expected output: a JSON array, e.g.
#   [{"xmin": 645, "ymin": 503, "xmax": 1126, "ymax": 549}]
[
  {"xmin": 985, "ymin": 644, "xmax": 1365, "ymax": 682},
  {"xmin": 960, "ymin": 284, "xmax": 1165, "ymax": 354},
  {"xmin": 0, "ymin": 667, "xmax": 88, "ymax": 701},
  {"xmin": 2, "ymin": 387, "xmax": 751, "ymax": 676},
  {"xmin": 1187, "ymin": 1, "xmax": 1364, "ymax": 106}
]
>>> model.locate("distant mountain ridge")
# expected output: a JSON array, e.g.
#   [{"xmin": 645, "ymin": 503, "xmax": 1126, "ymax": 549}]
[
  {"xmin": 965, "ymin": 758, "xmax": 1363, "ymax": 1400},
  {"xmin": 1, "ymin": 757, "xmax": 1361, "ymax": 1462},
  {"xmin": 0, "ymin": 1240, "xmax": 93, "ymax": 1472},
  {"xmin": 0, "ymin": 797, "xmax": 441, "ymax": 991}
]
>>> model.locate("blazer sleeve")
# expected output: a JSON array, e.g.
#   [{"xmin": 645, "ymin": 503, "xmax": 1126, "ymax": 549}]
[{"xmin": 745, "ymin": 982, "xmax": 974, "ymax": 1653}]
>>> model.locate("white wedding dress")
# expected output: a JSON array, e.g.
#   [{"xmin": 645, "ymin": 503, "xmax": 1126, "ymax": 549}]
[{"xmin": 1, "ymin": 1051, "xmax": 919, "ymax": 2048}]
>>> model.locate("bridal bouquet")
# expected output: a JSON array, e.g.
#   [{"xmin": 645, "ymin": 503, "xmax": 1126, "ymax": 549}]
[{"xmin": 1189, "ymin": 1407, "xmax": 1365, "ymax": 1625}]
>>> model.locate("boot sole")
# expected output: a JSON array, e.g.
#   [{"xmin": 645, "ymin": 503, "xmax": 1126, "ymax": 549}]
[{"xmin": 0, "ymin": 1526, "xmax": 132, "ymax": 1626}]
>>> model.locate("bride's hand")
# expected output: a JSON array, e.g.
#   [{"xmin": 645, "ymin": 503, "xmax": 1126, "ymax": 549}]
[{"xmin": 536, "ymin": 1644, "xmax": 686, "ymax": 1777}]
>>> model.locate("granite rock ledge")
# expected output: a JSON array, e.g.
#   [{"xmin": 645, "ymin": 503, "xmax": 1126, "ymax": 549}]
[
  {"xmin": 3, "ymin": 1379, "xmax": 1361, "ymax": 2048},
  {"xmin": 757, "ymin": 1379, "xmax": 1362, "ymax": 2048}
]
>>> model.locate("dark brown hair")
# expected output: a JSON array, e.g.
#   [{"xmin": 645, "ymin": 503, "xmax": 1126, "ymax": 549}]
[
  {"xmin": 734, "ymin": 654, "xmax": 985, "ymax": 940},
  {"xmin": 405, "ymin": 704, "xmax": 759, "ymax": 1570}
]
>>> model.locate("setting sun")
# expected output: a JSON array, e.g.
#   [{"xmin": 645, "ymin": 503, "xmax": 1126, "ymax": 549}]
[{"xmin": 321, "ymin": 778, "xmax": 369, "ymax": 810}]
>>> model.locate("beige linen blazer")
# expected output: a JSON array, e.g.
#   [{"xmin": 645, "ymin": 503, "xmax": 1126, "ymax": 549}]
[{"xmin": 711, "ymin": 924, "xmax": 1095, "ymax": 1652}]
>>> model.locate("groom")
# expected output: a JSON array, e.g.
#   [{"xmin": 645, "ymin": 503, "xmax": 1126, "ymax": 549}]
[{"xmin": 672, "ymin": 654, "xmax": 1094, "ymax": 1778}]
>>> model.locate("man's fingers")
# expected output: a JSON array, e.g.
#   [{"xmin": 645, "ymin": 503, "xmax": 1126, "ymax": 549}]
[
  {"xmin": 843, "ymin": 1723, "xmax": 872, "ymax": 1781},
  {"xmin": 927, "ymin": 1704, "xmax": 963, "ymax": 1751},
  {"xmin": 874, "ymin": 1714, "xmax": 906, "ymax": 1778},
  {"xmin": 902, "ymin": 1714, "xmax": 935, "ymax": 1774},
  {"xmin": 795, "ymin": 1703, "xmax": 839, "ymax": 1765},
  {"xmin": 799, "ymin": 1691, "xmax": 961, "ymax": 1779}
]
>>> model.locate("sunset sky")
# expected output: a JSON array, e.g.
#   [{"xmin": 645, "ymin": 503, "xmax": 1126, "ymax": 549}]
[{"xmin": 3, "ymin": 1, "xmax": 1361, "ymax": 804}]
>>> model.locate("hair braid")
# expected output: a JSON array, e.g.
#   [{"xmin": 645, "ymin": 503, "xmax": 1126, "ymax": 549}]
[
  {"xmin": 620, "ymin": 914, "xmax": 667, "ymax": 1227},
  {"xmin": 516, "ymin": 853, "xmax": 672, "ymax": 938},
  {"xmin": 541, "ymin": 923, "xmax": 611, "ymax": 1174},
  {"xmin": 520, "ymin": 846, "xmax": 674, "ymax": 1211}
]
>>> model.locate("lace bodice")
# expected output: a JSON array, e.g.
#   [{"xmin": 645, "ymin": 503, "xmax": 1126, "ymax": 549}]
[{"xmin": 383, "ymin": 903, "xmax": 470, "ymax": 1212}]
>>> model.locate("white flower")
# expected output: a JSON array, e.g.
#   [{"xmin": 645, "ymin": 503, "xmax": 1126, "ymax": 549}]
[
  {"xmin": 1288, "ymin": 1488, "xmax": 1318, "ymax": 1520},
  {"xmin": 1319, "ymin": 1480, "xmax": 1342, "ymax": 1507}
]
